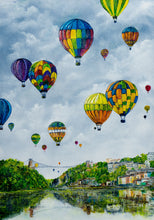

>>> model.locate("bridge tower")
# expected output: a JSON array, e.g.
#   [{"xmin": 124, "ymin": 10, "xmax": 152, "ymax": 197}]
[{"xmin": 28, "ymin": 158, "xmax": 33, "ymax": 168}]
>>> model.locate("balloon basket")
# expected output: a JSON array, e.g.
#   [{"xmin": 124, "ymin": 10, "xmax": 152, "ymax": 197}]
[
  {"xmin": 113, "ymin": 16, "xmax": 117, "ymax": 23},
  {"xmin": 21, "ymin": 82, "xmax": 26, "ymax": 87},
  {"xmin": 56, "ymin": 143, "xmax": 60, "ymax": 146},
  {"xmin": 41, "ymin": 92, "xmax": 46, "ymax": 99},
  {"xmin": 75, "ymin": 58, "xmax": 81, "ymax": 66},
  {"xmin": 120, "ymin": 116, "xmax": 126, "ymax": 123},
  {"xmin": 96, "ymin": 124, "xmax": 102, "ymax": 131}
]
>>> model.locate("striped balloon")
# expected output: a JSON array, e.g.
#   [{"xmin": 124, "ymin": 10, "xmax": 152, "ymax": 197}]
[
  {"xmin": 8, "ymin": 122, "xmax": 14, "ymax": 131},
  {"xmin": 31, "ymin": 133, "xmax": 41, "ymax": 146},
  {"xmin": 100, "ymin": 0, "xmax": 129, "ymax": 22},
  {"xmin": 105, "ymin": 80, "xmax": 138, "ymax": 123},
  {"xmin": 0, "ymin": 99, "xmax": 12, "ymax": 130},
  {"xmin": 48, "ymin": 121, "xmax": 66, "ymax": 146},
  {"xmin": 122, "ymin": 26, "xmax": 139, "ymax": 50},
  {"xmin": 101, "ymin": 49, "xmax": 109, "ymax": 60},
  {"xmin": 11, "ymin": 58, "xmax": 32, "ymax": 87},
  {"xmin": 84, "ymin": 93, "xmax": 112, "ymax": 131},
  {"xmin": 59, "ymin": 18, "xmax": 94, "ymax": 65}
]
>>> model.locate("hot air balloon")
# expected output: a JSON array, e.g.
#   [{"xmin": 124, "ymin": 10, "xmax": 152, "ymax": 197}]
[
  {"xmin": 75, "ymin": 141, "xmax": 78, "ymax": 145},
  {"xmin": 144, "ymin": 105, "xmax": 150, "ymax": 119},
  {"xmin": 145, "ymin": 85, "xmax": 151, "ymax": 93},
  {"xmin": 28, "ymin": 60, "xmax": 57, "ymax": 98},
  {"xmin": 84, "ymin": 93, "xmax": 112, "ymax": 131},
  {"xmin": 31, "ymin": 133, "xmax": 41, "ymax": 147},
  {"xmin": 79, "ymin": 144, "xmax": 82, "ymax": 147},
  {"xmin": 48, "ymin": 121, "xmax": 66, "ymax": 146},
  {"xmin": 11, "ymin": 58, "xmax": 32, "ymax": 87},
  {"xmin": 122, "ymin": 26, "xmax": 139, "ymax": 50},
  {"xmin": 35, "ymin": 163, "xmax": 38, "ymax": 168},
  {"xmin": 59, "ymin": 18, "xmax": 94, "ymax": 66},
  {"xmin": 8, "ymin": 122, "xmax": 14, "ymax": 131},
  {"xmin": 144, "ymin": 105, "xmax": 150, "ymax": 113},
  {"xmin": 58, "ymin": 162, "xmax": 61, "ymax": 165},
  {"xmin": 105, "ymin": 80, "xmax": 138, "ymax": 123},
  {"xmin": 0, "ymin": 99, "xmax": 12, "ymax": 130},
  {"xmin": 101, "ymin": 49, "xmax": 109, "ymax": 60},
  {"xmin": 100, "ymin": 0, "xmax": 129, "ymax": 23},
  {"xmin": 42, "ymin": 144, "xmax": 47, "ymax": 151}
]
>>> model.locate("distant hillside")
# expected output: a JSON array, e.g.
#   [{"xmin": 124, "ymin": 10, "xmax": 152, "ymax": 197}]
[
  {"xmin": 0, "ymin": 159, "xmax": 49, "ymax": 192},
  {"xmin": 51, "ymin": 161, "xmax": 127, "ymax": 188},
  {"xmin": 50, "ymin": 153, "xmax": 150, "ymax": 188},
  {"xmin": 120, "ymin": 153, "xmax": 147, "ymax": 163}
]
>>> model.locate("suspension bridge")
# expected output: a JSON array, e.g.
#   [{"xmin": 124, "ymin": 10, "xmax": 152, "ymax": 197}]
[{"xmin": 26, "ymin": 158, "xmax": 75, "ymax": 169}]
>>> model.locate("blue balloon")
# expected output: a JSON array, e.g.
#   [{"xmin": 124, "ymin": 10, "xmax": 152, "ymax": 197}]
[{"xmin": 0, "ymin": 98, "xmax": 12, "ymax": 130}]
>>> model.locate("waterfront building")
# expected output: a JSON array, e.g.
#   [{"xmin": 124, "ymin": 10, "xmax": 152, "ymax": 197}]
[{"xmin": 147, "ymin": 152, "xmax": 154, "ymax": 161}]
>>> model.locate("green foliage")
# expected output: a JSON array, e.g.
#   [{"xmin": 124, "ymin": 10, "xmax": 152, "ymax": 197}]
[
  {"xmin": 151, "ymin": 172, "xmax": 154, "ymax": 177},
  {"xmin": 120, "ymin": 154, "xmax": 147, "ymax": 164},
  {"xmin": 150, "ymin": 161, "xmax": 154, "ymax": 168},
  {"xmin": 0, "ymin": 159, "xmax": 49, "ymax": 192}
]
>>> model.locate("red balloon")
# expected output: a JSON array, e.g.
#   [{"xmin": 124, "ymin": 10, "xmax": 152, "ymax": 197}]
[
  {"xmin": 42, "ymin": 145, "xmax": 47, "ymax": 151},
  {"xmin": 145, "ymin": 85, "xmax": 151, "ymax": 92},
  {"xmin": 75, "ymin": 141, "xmax": 78, "ymax": 145}
]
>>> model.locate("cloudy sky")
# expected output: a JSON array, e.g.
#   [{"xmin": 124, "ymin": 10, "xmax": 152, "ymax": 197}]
[{"xmin": 0, "ymin": 0, "xmax": 154, "ymax": 179}]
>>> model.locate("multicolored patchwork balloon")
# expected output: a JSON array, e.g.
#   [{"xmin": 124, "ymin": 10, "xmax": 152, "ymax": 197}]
[
  {"xmin": 84, "ymin": 93, "xmax": 112, "ymax": 130},
  {"xmin": 101, "ymin": 49, "xmax": 109, "ymax": 60},
  {"xmin": 11, "ymin": 58, "xmax": 32, "ymax": 87},
  {"xmin": 31, "ymin": 133, "xmax": 41, "ymax": 146},
  {"xmin": 8, "ymin": 122, "xmax": 14, "ymax": 131},
  {"xmin": 48, "ymin": 121, "xmax": 66, "ymax": 146},
  {"xmin": 100, "ymin": 0, "xmax": 129, "ymax": 23},
  {"xmin": 122, "ymin": 26, "xmax": 139, "ymax": 50},
  {"xmin": 59, "ymin": 18, "xmax": 94, "ymax": 66},
  {"xmin": 105, "ymin": 80, "xmax": 138, "ymax": 123},
  {"xmin": 0, "ymin": 98, "xmax": 12, "ymax": 130},
  {"xmin": 28, "ymin": 60, "xmax": 57, "ymax": 98}
]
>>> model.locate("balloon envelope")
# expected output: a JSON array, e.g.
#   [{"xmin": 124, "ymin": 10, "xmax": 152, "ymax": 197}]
[
  {"xmin": 0, "ymin": 98, "xmax": 12, "ymax": 130},
  {"xmin": 105, "ymin": 80, "xmax": 138, "ymax": 123},
  {"xmin": 100, "ymin": 0, "xmax": 129, "ymax": 22},
  {"xmin": 144, "ymin": 105, "xmax": 150, "ymax": 113},
  {"xmin": 145, "ymin": 85, "xmax": 151, "ymax": 93},
  {"xmin": 75, "ymin": 141, "xmax": 78, "ymax": 145},
  {"xmin": 11, "ymin": 58, "xmax": 32, "ymax": 87},
  {"xmin": 8, "ymin": 122, "xmax": 14, "ymax": 131},
  {"xmin": 42, "ymin": 145, "xmax": 47, "ymax": 151},
  {"xmin": 59, "ymin": 18, "xmax": 94, "ymax": 65},
  {"xmin": 31, "ymin": 133, "xmax": 41, "ymax": 146},
  {"xmin": 84, "ymin": 93, "xmax": 112, "ymax": 130},
  {"xmin": 122, "ymin": 26, "xmax": 139, "ymax": 50},
  {"xmin": 101, "ymin": 49, "xmax": 109, "ymax": 60},
  {"xmin": 28, "ymin": 60, "xmax": 57, "ymax": 98},
  {"xmin": 48, "ymin": 121, "xmax": 66, "ymax": 146}
]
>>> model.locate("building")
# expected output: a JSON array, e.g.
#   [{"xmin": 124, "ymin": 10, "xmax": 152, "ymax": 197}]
[
  {"xmin": 147, "ymin": 152, "xmax": 154, "ymax": 161},
  {"xmin": 86, "ymin": 160, "xmax": 93, "ymax": 167},
  {"xmin": 118, "ymin": 168, "xmax": 154, "ymax": 186},
  {"xmin": 106, "ymin": 158, "xmax": 121, "ymax": 163}
]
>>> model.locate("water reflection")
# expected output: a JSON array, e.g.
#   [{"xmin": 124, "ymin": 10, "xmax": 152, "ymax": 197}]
[
  {"xmin": 0, "ymin": 188, "xmax": 153, "ymax": 219},
  {"xmin": 0, "ymin": 190, "xmax": 47, "ymax": 219},
  {"xmin": 53, "ymin": 188, "xmax": 154, "ymax": 217}
]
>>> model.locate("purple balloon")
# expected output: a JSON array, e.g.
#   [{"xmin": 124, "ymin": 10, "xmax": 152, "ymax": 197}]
[{"xmin": 11, "ymin": 58, "xmax": 32, "ymax": 87}]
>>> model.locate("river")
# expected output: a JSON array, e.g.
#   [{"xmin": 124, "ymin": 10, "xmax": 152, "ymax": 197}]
[{"xmin": 0, "ymin": 188, "xmax": 154, "ymax": 220}]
